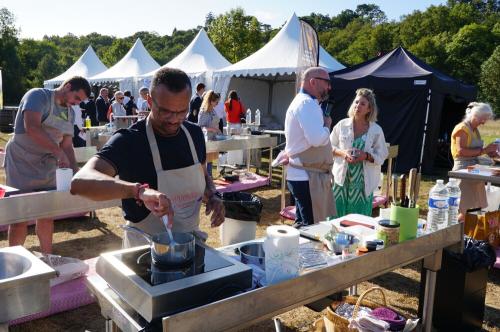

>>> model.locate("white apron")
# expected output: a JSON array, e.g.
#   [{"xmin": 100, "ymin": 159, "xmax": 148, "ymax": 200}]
[
  {"xmin": 4, "ymin": 89, "xmax": 74, "ymax": 191},
  {"xmin": 123, "ymin": 118, "xmax": 206, "ymax": 248}
]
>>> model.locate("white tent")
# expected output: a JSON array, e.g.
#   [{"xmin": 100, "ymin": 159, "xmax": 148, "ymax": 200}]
[
  {"xmin": 141, "ymin": 29, "xmax": 231, "ymax": 92},
  {"xmin": 213, "ymin": 13, "xmax": 345, "ymax": 127},
  {"xmin": 89, "ymin": 38, "xmax": 160, "ymax": 93},
  {"xmin": 44, "ymin": 46, "xmax": 107, "ymax": 88}
]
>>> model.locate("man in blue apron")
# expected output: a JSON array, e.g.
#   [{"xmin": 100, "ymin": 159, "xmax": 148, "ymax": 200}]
[
  {"xmin": 4, "ymin": 76, "xmax": 91, "ymax": 253},
  {"xmin": 71, "ymin": 68, "xmax": 224, "ymax": 247}
]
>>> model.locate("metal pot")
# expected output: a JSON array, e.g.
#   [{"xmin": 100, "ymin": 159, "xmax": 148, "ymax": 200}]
[
  {"xmin": 237, "ymin": 242, "xmax": 265, "ymax": 269},
  {"xmin": 121, "ymin": 225, "xmax": 195, "ymax": 266}
]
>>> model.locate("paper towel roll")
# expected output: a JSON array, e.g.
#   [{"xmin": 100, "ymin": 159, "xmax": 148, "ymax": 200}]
[
  {"xmin": 264, "ymin": 225, "xmax": 300, "ymax": 285},
  {"xmin": 56, "ymin": 168, "xmax": 73, "ymax": 191}
]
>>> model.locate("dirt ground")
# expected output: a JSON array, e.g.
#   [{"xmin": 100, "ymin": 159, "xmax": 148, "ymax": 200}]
[{"xmin": 1, "ymin": 186, "xmax": 499, "ymax": 332}]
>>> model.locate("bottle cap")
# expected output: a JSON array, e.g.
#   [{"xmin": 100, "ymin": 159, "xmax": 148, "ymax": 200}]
[{"xmin": 378, "ymin": 219, "xmax": 400, "ymax": 228}]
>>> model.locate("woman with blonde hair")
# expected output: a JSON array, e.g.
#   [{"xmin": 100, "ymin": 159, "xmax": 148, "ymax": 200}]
[
  {"xmin": 198, "ymin": 90, "xmax": 221, "ymax": 176},
  {"xmin": 451, "ymin": 102, "xmax": 498, "ymax": 221},
  {"xmin": 330, "ymin": 88, "xmax": 388, "ymax": 217}
]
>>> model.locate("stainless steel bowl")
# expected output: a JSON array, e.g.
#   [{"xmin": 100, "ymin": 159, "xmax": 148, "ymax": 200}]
[{"xmin": 238, "ymin": 242, "xmax": 265, "ymax": 269}]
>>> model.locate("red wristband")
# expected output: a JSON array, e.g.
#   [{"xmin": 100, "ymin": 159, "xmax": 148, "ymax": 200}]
[{"xmin": 134, "ymin": 183, "xmax": 149, "ymax": 205}]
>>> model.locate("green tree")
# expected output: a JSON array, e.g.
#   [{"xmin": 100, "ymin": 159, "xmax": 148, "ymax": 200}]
[
  {"xmin": 207, "ymin": 8, "xmax": 263, "ymax": 63},
  {"xmin": 446, "ymin": 23, "xmax": 496, "ymax": 83},
  {"xmin": 0, "ymin": 7, "xmax": 23, "ymax": 103},
  {"xmin": 355, "ymin": 4, "xmax": 387, "ymax": 24},
  {"xmin": 101, "ymin": 39, "xmax": 132, "ymax": 67},
  {"xmin": 479, "ymin": 45, "xmax": 500, "ymax": 116}
]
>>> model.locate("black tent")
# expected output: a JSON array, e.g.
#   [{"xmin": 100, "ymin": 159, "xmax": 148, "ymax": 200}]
[{"xmin": 329, "ymin": 46, "xmax": 477, "ymax": 174}]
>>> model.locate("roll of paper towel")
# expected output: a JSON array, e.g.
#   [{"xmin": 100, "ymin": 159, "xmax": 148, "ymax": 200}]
[
  {"xmin": 56, "ymin": 168, "xmax": 73, "ymax": 191},
  {"xmin": 264, "ymin": 225, "xmax": 300, "ymax": 285}
]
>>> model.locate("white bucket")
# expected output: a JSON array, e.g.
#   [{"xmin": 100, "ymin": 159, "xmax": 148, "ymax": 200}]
[
  {"xmin": 219, "ymin": 217, "xmax": 257, "ymax": 246},
  {"xmin": 485, "ymin": 184, "xmax": 500, "ymax": 212}
]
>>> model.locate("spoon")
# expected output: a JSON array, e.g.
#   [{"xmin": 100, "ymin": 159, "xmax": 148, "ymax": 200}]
[{"xmin": 162, "ymin": 215, "xmax": 175, "ymax": 245}]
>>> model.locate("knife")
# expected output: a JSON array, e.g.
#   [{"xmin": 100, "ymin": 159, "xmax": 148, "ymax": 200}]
[
  {"xmin": 408, "ymin": 168, "xmax": 417, "ymax": 208},
  {"xmin": 413, "ymin": 173, "xmax": 421, "ymax": 208},
  {"xmin": 399, "ymin": 174, "xmax": 407, "ymax": 207},
  {"xmin": 392, "ymin": 175, "xmax": 398, "ymax": 206}
]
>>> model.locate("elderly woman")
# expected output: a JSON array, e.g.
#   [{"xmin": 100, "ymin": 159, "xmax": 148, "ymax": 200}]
[
  {"xmin": 330, "ymin": 88, "xmax": 389, "ymax": 217},
  {"xmin": 198, "ymin": 90, "xmax": 221, "ymax": 176},
  {"xmin": 107, "ymin": 90, "xmax": 127, "ymax": 121},
  {"xmin": 451, "ymin": 102, "xmax": 498, "ymax": 221}
]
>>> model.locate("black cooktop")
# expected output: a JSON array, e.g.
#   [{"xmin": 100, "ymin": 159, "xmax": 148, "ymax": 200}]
[{"xmin": 119, "ymin": 244, "xmax": 233, "ymax": 286}]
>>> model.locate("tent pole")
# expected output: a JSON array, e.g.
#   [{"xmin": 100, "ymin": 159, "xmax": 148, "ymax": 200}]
[{"xmin": 419, "ymin": 89, "xmax": 432, "ymax": 172}]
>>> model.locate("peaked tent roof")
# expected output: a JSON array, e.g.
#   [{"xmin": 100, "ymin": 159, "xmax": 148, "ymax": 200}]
[
  {"xmin": 44, "ymin": 46, "xmax": 107, "ymax": 85},
  {"xmin": 332, "ymin": 46, "xmax": 476, "ymax": 98},
  {"xmin": 215, "ymin": 13, "xmax": 344, "ymax": 78},
  {"xmin": 145, "ymin": 29, "xmax": 231, "ymax": 78},
  {"xmin": 90, "ymin": 38, "xmax": 160, "ymax": 83}
]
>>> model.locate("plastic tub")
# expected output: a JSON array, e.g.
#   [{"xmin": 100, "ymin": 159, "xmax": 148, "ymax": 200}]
[
  {"xmin": 484, "ymin": 184, "xmax": 500, "ymax": 212},
  {"xmin": 220, "ymin": 218, "xmax": 257, "ymax": 246}
]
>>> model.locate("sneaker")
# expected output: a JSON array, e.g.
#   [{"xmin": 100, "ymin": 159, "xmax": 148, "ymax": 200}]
[{"xmin": 292, "ymin": 222, "xmax": 303, "ymax": 229}]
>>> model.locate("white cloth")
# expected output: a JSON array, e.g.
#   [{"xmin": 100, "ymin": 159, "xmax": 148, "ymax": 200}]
[
  {"xmin": 284, "ymin": 92, "xmax": 330, "ymax": 181},
  {"xmin": 330, "ymin": 118, "xmax": 388, "ymax": 197},
  {"xmin": 348, "ymin": 311, "xmax": 390, "ymax": 332}
]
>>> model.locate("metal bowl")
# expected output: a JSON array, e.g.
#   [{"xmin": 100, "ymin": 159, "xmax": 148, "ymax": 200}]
[
  {"xmin": 0, "ymin": 252, "xmax": 32, "ymax": 280},
  {"xmin": 238, "ymin": 242, "xmax": 265, "ymax": 269}
]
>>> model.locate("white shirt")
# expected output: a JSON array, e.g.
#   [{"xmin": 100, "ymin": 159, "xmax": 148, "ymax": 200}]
[
  {"xmin": 330, "ymin": 118, "xmax": 389, "ymax": 196},
  {"xmin": 111, "ymin": 102, "xmax": 127, "ymax": 117},
  {"xmin": 136, "ymin": 97, "xmax": 148, "ymax": 112},
  {"xmin": 214, "ymin": 100, "xmax": 225, "ymax": 121},
  {"xmin": 284, "ymin": 92, "xmax": 330, "ymax": 181}
]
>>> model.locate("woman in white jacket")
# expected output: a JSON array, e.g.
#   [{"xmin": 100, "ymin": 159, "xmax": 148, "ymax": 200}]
[{"xmin": 330, "ymin": 88, "xmax": 388, "ymax": 217}]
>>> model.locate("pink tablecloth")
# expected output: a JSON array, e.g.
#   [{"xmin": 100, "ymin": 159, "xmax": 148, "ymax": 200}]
[
  {"xmin": 0, "ymin": 212, "xmax": 90, "ymax": 232},
  {"xmin": 9, "ymin": 257, "xmax": 98, "ymax": 326},
  {"xmin": 216, "ymin": 173, "xmax": 269, "ymax": 193}
]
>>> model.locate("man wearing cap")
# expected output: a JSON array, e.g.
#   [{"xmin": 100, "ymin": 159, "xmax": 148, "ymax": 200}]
[
  {"xmin": 71, "ymin": 68, "xmax": 224, "ymax": 248},
  {"xmin": 4, "ymin": 76, "xmax": 91, "ymax": 253}
]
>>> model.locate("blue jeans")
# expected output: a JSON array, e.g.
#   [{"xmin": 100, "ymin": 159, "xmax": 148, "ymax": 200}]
[{"xmin": 287, "ymin": 180, "xmax": 313, "ymax": 226}]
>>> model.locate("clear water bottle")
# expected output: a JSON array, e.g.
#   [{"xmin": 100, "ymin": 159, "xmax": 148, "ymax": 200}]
[
  {"xmin": 446, "ymin": 178, "xmax": 461, "ymax": 225},
  {"xmin": 427, "ymin": 179, "xmax": 449, "ymax": 232},
  {"xmin": 255, "ymin": 109, "xmax": 261, "ymax": 126},
  {"xmin": 246, "ymin": 108, "xmax": 252, "ymax": 125}
]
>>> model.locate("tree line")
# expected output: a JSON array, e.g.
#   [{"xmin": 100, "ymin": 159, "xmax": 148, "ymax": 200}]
[{"xmin": 0, "ymin": 1, "xmax": 498, "ymax": 114}]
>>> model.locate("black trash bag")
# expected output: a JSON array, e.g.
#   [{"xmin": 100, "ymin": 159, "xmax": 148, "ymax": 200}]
[
  {"xmin": 448, "ymin": 236, "xmax": 497, "ymax": 272},
  {"xmin": 219, "ymin": 191, "xmax": 263, "ymax": 222}
]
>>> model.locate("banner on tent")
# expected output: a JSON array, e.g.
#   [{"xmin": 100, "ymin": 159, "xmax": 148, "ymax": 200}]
[{"xmin": 296, "ymin": 20, "xmax": 319, "ymax": 93}]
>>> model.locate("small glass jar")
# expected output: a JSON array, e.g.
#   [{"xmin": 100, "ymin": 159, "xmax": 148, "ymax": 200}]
[{"xmin": 376, "ymin": 219, "xmax": 400, "ymax": 247}]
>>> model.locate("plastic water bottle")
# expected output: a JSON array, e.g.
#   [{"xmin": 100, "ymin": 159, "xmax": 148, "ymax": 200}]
[
  {"xmin": 427, "ymin": 179, "xmax": 449, "ymax": 232},
  {"xmin": 255, "ymin": 109, "xmax": 261, "ymax": 126},
  {"xmin": 446, "ymin": 178, "xmax": 461, "ymax": 225},
  {"xmin": 246, "ymin": 109, "xmax": 252, "ymax": 125}
]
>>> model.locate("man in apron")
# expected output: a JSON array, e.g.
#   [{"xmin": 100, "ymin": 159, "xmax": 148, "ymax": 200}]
[
  {"xmin": 4, "ymin": 76, "xmax": 91, "ymax": 253},
  {"xmin": 284, "ymin": 67, "xmax": 336, "ymax": 228},
  {"xmin": 71, "ymin": 68, "xmax": 224, "ymax": 248}
]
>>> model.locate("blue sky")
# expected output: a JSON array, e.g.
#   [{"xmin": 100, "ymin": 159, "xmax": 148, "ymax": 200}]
[{"xmin": 3, "ymin": 0, "xmax": 445, "ymax": 39}]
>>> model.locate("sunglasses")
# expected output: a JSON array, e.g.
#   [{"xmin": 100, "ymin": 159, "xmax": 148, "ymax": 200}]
[
  {"xmin": 313, "ymin": 77, "xmax": 331, "ymax": 85},
  {"xmin": 117, "ymin": 97, "xmax": 124, "ymax": 100}
]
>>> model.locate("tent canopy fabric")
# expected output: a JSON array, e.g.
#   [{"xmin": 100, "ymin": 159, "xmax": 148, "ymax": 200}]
[
  {"xmin": 89, "ymin": 38, "xmax": 160, "ymax": 83},
  {"xmin": 330, "ymin": 46, "xmax": 477, "ymax": 173},
  {"xmin": 144, "ymin": 29, "xmax": 231, "ymax": 78},
  {"xmin": 214, "ymin": 13, "xmax": 344, "ymax": 79},
  {"xmin": 44, "ymin": 46, "xmax": 107, "ymax": 86}
]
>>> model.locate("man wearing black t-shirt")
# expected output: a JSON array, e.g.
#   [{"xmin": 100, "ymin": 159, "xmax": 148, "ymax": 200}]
[{"xmin": 71, "ymin": 68, "xmax": 224, "ymax": 247}]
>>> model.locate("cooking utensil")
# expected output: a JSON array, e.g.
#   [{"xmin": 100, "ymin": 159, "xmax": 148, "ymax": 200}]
[
  {"xmin": 408, "ymin": 168, "xmax": 417, "ymax": 208},
  {"xmin": 162, "ymin": 216, "xmax": 176, "ymax": 246},
  {"xmin": 399, "ymin": 174, "xmax": 407, "ymax": 207},
  {"xmin": 121, "ymin": 225, "xmax": 195, "ymax": 266},
  {"xmin": 413, "ymin": 173, "xmax": 421, "ymax": 207},
  {"xmin": 392, "ymin": 175, "xmax": 398, "ymax": 205},
  {"xmin": 236, "ymin": 242, "xmax": 265, "ymax": 269}
]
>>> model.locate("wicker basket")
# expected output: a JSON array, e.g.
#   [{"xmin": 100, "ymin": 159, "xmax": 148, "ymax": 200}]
[{"xmin": 320, "ymin": 287, "xmax": 395, "ymax": 332}]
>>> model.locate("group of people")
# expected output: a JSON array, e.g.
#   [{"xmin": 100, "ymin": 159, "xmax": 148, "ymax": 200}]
[
  {"xmin": 3, "ymin": 65, "xmax": 497, "ymax": 254},
  {"xmin": 283, "ymin": 67, "xmax": 388, "ymax": 228}
]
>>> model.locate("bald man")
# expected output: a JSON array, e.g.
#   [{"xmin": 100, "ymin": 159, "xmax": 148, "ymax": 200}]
[{"xmin": 284, "ymin": 67, "xmax": 336, "ymax": 228}]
